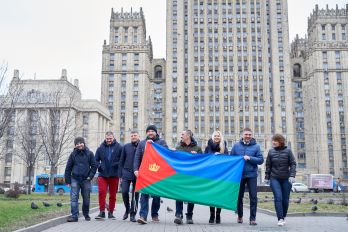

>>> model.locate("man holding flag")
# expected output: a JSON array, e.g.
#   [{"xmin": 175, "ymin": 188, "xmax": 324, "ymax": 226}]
[
  {"xmin": 133, "ymin": 125, "xmax": 168, "ymax": 224},
  {"xmin": 174, "ymin": 130, "xmax": 202, "ymax": 225},
  {"xmin": 231, "ymin": 128, "xmax": 264, "ymax": 226}
]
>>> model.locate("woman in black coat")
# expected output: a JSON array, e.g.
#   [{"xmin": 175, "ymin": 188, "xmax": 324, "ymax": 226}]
[
  {"xmin": 204, "ymin": 130, "xmax": 228, "ymax": 224},
  {"xmin": 265, "ymin": 134, "xmax": 296, "ymax": 227}
]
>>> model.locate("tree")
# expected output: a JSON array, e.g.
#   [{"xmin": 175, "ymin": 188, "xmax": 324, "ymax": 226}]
[
  {"xmin": 37, "ymin": 86, "xmax": 80, "ymax": 196},
  {"xmin": 0, "ymin": 64, "xmax": 22, "ymax": 160},
  {"xmin": 14, "ymin": 110, "xmax": 44, "ymax": 194}
]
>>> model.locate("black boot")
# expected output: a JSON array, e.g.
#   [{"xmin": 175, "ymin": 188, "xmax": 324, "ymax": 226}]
[
  {"xmin": 122, "ymin": 192, "xmax": 130, "ymax": 220},
  {"xmin": 209, "ymin": 207, "xmax": 215, "ymax": 224},
  {"xmin": 123, "ymin": 211, "xmax": 129, "ymax": 220},
  {"xmin": 130, "ymin": 213, "xmax": 136, "ymax": 222},
  {"xmin": 186, "ymin": 215, "xmax": 193, "ymax": 224},
  {"xmin": 216, "ymin": 208, "xmax": 221, "ymax": 224}
]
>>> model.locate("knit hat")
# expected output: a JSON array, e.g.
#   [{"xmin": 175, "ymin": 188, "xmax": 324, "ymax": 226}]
[
  {"xmin": 74, "ymin": 137, "xmax": 85, "ymax": 146},
  {"xmin": 146, "ymin": 125, "xmax": 158, "ymax": 134}
]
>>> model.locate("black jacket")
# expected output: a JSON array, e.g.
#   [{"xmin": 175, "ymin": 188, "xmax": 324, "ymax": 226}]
[
  {"xmin": 133, "ymin": 135, "xmax": 168, "ymax": 171},
  {"xmin": 95, "ymin": 139, "xmax": 123, "ymax": 177},
  {"xmin": 204, "ymin": 139, "xmax": 229, "ymax": 154},
  {"xmin": 118, "ymin": 140, "xmax": 139, "ymax": 180},
  {"xmin": 265, "ymin": 146, "xmax": 297, "ymax": 180},
  {"xmin": 64, "ymin": 147, "xmax": 97, "ymax": 184}
]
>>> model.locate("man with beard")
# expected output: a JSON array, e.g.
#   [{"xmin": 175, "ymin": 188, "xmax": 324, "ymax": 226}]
[{"xmin": 133, "ymin": 125, "xmax": 168, "ymax": 224}]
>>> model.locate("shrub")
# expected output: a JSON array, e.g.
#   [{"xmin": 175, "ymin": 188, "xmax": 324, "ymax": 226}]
[
  {"xmin": 0, "ymin": 187, "xmax": 5, "ymax": 194},
  {"xmin": 5, "ymin": 189, "xmax": 20, "ymax": 199}
]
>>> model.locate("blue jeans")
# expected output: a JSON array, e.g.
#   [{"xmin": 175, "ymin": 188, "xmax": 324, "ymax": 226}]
[
  {"xmin": 139, "ymin": 193, "xmax": 160, "ymax": 220},
  {"xmin": 175, "ymin": 201, "xmax": 194, "ymax": 218},
  {"xmin": 237, "ymin": 177, "xmax": 257, "ymax": 221},
  {"xmin": 70, "ymin": 178, "xmax": 91, "ymax": 218},
  {"xmin": 270, "ymin": 177, "xmax": 292, "ymax": 220}
]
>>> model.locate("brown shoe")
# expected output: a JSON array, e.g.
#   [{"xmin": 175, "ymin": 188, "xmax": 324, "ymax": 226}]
[
  {"xmin": 249, "ymin": 220, "xmax": 257, "ymax": 226},
  {"xmin": 137, "ymin": 217, "xmax": 147, "ymax": 224},
  {"xmin": 237, "ymin": 217, "xmax": 243, "ymax": 223},
  {"xmin": 152, "ymin": 216, "xmax": 160, "ymax": 222}
]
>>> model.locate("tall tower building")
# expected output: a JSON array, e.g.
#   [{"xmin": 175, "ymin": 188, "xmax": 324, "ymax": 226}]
[
  {"xmin": 300, "ymin": 5, "xmax": 348, "ymax": 180},
  {"xmin": 165, "ymin": 0, "xmax": 295, "ymax": 161},
  {"xmin": 101, "ymin": 8, "xmax": 153, "ymax": 143}
]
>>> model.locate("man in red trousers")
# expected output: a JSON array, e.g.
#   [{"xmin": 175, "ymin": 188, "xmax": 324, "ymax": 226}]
[{"xmin": 95, "ymin": 131, "xmax": 123, "ymax": 220}]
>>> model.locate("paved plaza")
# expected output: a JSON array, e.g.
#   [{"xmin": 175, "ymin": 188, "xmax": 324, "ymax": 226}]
[{"xmin": 43, "ymin": 199, "xmax": 347, "ymax": 232}]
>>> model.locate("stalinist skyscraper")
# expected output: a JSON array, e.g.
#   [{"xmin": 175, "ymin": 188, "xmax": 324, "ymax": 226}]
[
  {"xmin": 165, "ymin": 0, "xmax": 295, "ymax": 159},
  {"xmin": 101, "ymin": 8, "xmax": 153, "ymax": 143}
]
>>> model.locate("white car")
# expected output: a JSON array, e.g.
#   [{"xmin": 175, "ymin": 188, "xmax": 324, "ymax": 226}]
[{"xmin": 291, "ymin": 183, "xmax": 309, "ymax": 192}]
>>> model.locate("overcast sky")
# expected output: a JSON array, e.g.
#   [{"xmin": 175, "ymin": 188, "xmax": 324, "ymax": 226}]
[{"xmin": 0, "ymin": 0, "xmax": 346, "ymax": 100}]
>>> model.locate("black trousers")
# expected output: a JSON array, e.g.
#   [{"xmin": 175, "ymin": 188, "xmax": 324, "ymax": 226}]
[
  {"xmin": 237, "ymin": 177, "xmax": 258, "ymax": 221},
  {"xmin": 121, "ymin": 179, "xmax": 139, "ymax": 216}
]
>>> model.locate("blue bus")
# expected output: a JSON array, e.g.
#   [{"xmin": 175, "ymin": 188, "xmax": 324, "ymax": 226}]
[{"xmin": 34, "ymin": 174, "xmax": 98, "ymax": 194}]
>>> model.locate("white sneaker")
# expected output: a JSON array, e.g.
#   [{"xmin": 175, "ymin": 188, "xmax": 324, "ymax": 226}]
[
  {"xmin": 283, "ymin": 218, "xmax": 286, "ymax": 225},
  {"xmin": 277, "ymin": 219, "xmax": 285, "ymax": 226}
]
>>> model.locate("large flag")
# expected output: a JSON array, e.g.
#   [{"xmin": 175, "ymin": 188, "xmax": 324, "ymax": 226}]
[{"xmin": 135, "ymin": 141, "xmax": 245, "ymax": 210}]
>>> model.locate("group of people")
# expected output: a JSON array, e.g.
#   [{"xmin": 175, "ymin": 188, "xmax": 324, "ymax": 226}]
[{"xmin": 64, "ymin": 125, "xmax": 296, "ymax": 227}]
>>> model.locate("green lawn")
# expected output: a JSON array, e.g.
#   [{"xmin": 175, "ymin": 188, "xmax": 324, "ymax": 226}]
[
  {"xmin": 0, "ymin": 193, "xmax": 122, "ymax": 232},
  {"xmin": 255, "ymin": 192, "xmax": 348, "ymax": 214},
  {"xmin": 258, "ymin": 202, "xmax": 348, "ymax": 214}
]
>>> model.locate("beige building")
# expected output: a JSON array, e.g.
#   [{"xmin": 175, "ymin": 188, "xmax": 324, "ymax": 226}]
[
  {"xmin": 165, "ymin": 0, "xmax": 295, "ymax": 164},
  {"xmin": 290, "ymin": 35, "xmax": 307, "ymax": 180},
  {"xmin": 0, "ymin": 69, "xmax": 111, "ymax": 186},
  {"xmin": 292, "ymin": 5, "xmax": 348, "ymax": 181},
  {"xmin": 101, "ymin": 8, "xmax": 154, "ymax": 143},
  {"xmin": 101, "ymin": 8, "xmax": 167, "ymax": 142},
  {"xmin": 151, "ymin": 58, "xmax": 166, "ymax": 137}
]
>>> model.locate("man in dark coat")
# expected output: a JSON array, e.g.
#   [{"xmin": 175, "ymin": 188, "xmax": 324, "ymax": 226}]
[
  {"xmin": 174, "ymin": 130, "xmax": 202, "ymax": 225},
  {"xmin": 230, "ymin": 128, "xmax": 264, "ymax": 226},
  {"xmin": 64, "ymin": 137, "xmax": 97, "ymax": 222},
  {"xmin": 119, "ymin": 131, "xmax": 140, "ymax": 222},
  {"xmin": 133, "ymin": 125, "xmax": 168, "ymax": 224},
  {"xmin": 95, "ymin": 131, "xmax": 123, "ymax": 220}
]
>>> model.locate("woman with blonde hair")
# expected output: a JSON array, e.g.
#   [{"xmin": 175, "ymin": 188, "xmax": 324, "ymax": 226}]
[{"xmin": 204, "ymin": 130, "xmax": 228, "ymax": 224}]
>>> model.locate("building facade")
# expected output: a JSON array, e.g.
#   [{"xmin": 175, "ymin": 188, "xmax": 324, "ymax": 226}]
[
  {"xmin": 294, "ymin": 5, "xmax": 348, "ymax": 181},
  {"xmin": 0, "ymin": 69, "xmax": 111, "ymax": 186},
  {"xmin": 165, "ymin": 0, "xmax": 295, "ymax": 161},
  {"xmin": 151, "ymin": 59, "xmax": 166, "ymax": 136},
  {"xmin": 290, "ymin": 35, "xmax": 307, "ymax": 179},
  {"xmin": 101, "ymin": 8, "xmax": 154, "ymax": 143}
]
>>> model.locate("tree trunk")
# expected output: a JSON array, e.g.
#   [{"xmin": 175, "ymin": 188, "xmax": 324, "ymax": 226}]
[
  {"xmin": 27, "ymin": 166, "xmax": 32, "ymax": 194},
  {"xmin": 48, "ymin": 164, "xmax": 56, "ymax": 196}
]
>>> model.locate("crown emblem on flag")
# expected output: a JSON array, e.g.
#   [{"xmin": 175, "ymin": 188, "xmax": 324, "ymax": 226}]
[{"xmin": 149, "ymin": 163, "xmax": 160, "ymax": 172}]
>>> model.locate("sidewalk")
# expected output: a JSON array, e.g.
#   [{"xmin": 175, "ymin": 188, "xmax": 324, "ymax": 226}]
[{"xmin": 43, "ymin": 198, "xmax": 347, "ymax": 232}]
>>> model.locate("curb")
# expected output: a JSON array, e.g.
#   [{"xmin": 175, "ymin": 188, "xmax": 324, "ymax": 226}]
[
  {"xmin": 245, "ymin": 204, "xmax": 348, "ymax": 217},
  {"xmin": 15, "ymin": 207, "xmax": 99, "ymax": 232}
]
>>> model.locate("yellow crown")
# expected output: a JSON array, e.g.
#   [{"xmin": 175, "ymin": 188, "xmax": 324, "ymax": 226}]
[{"xmin": 149, "ymin": 163, "xmax": 160, "ymax": 172}]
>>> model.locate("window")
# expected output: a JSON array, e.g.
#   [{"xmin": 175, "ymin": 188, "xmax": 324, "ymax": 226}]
[
  {"xmin": 134, "ymin": 53, "xmax": 139, "ymax": 61},
  {"xmin": 154, "ymin": 65, "xmax": 163, "ymax": 79},
  {"xmin": 83, "ymin": 113, "xmax": 88, "ymax": 125},
  {"xmin": 5, "ymin": 167, "xmax": 11, "ymax": 176},
  {"xmin": 5, "ymin": 153, "xmax": 12, "ymax": 163}
]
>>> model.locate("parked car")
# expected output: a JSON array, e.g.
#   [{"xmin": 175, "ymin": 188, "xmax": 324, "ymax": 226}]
[{"xmin": 291, "ymin": 183, "xmax": 309, "ymax": 192}]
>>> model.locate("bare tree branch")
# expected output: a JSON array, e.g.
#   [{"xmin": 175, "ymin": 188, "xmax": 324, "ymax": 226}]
[
  {"xmin": 13, "ymin": 109, "xmax": 44, "ymax": 194},
  {"xmin": 0, "ymin": 65, "xmax": 23, "ymax": 160},
  {"xmin": 36, "ymin": 86, "xmax": 81, "ymax": 195}
]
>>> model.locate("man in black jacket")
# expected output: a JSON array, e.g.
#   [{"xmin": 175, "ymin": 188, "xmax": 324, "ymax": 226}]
[
  {"xmin": 95, "ymin": 131, "xmax": 123, "ymax": 220},
  {"xmin": 119, "ymin": 131, "xmax": 140, "ymax": 222},
  {"xmin": 133, "ymin": 125, "xmax": 168, "ymax": 224},
  {"xmin": 64, "ymin": 137, "xmax": 97, "ymax": 222}
]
